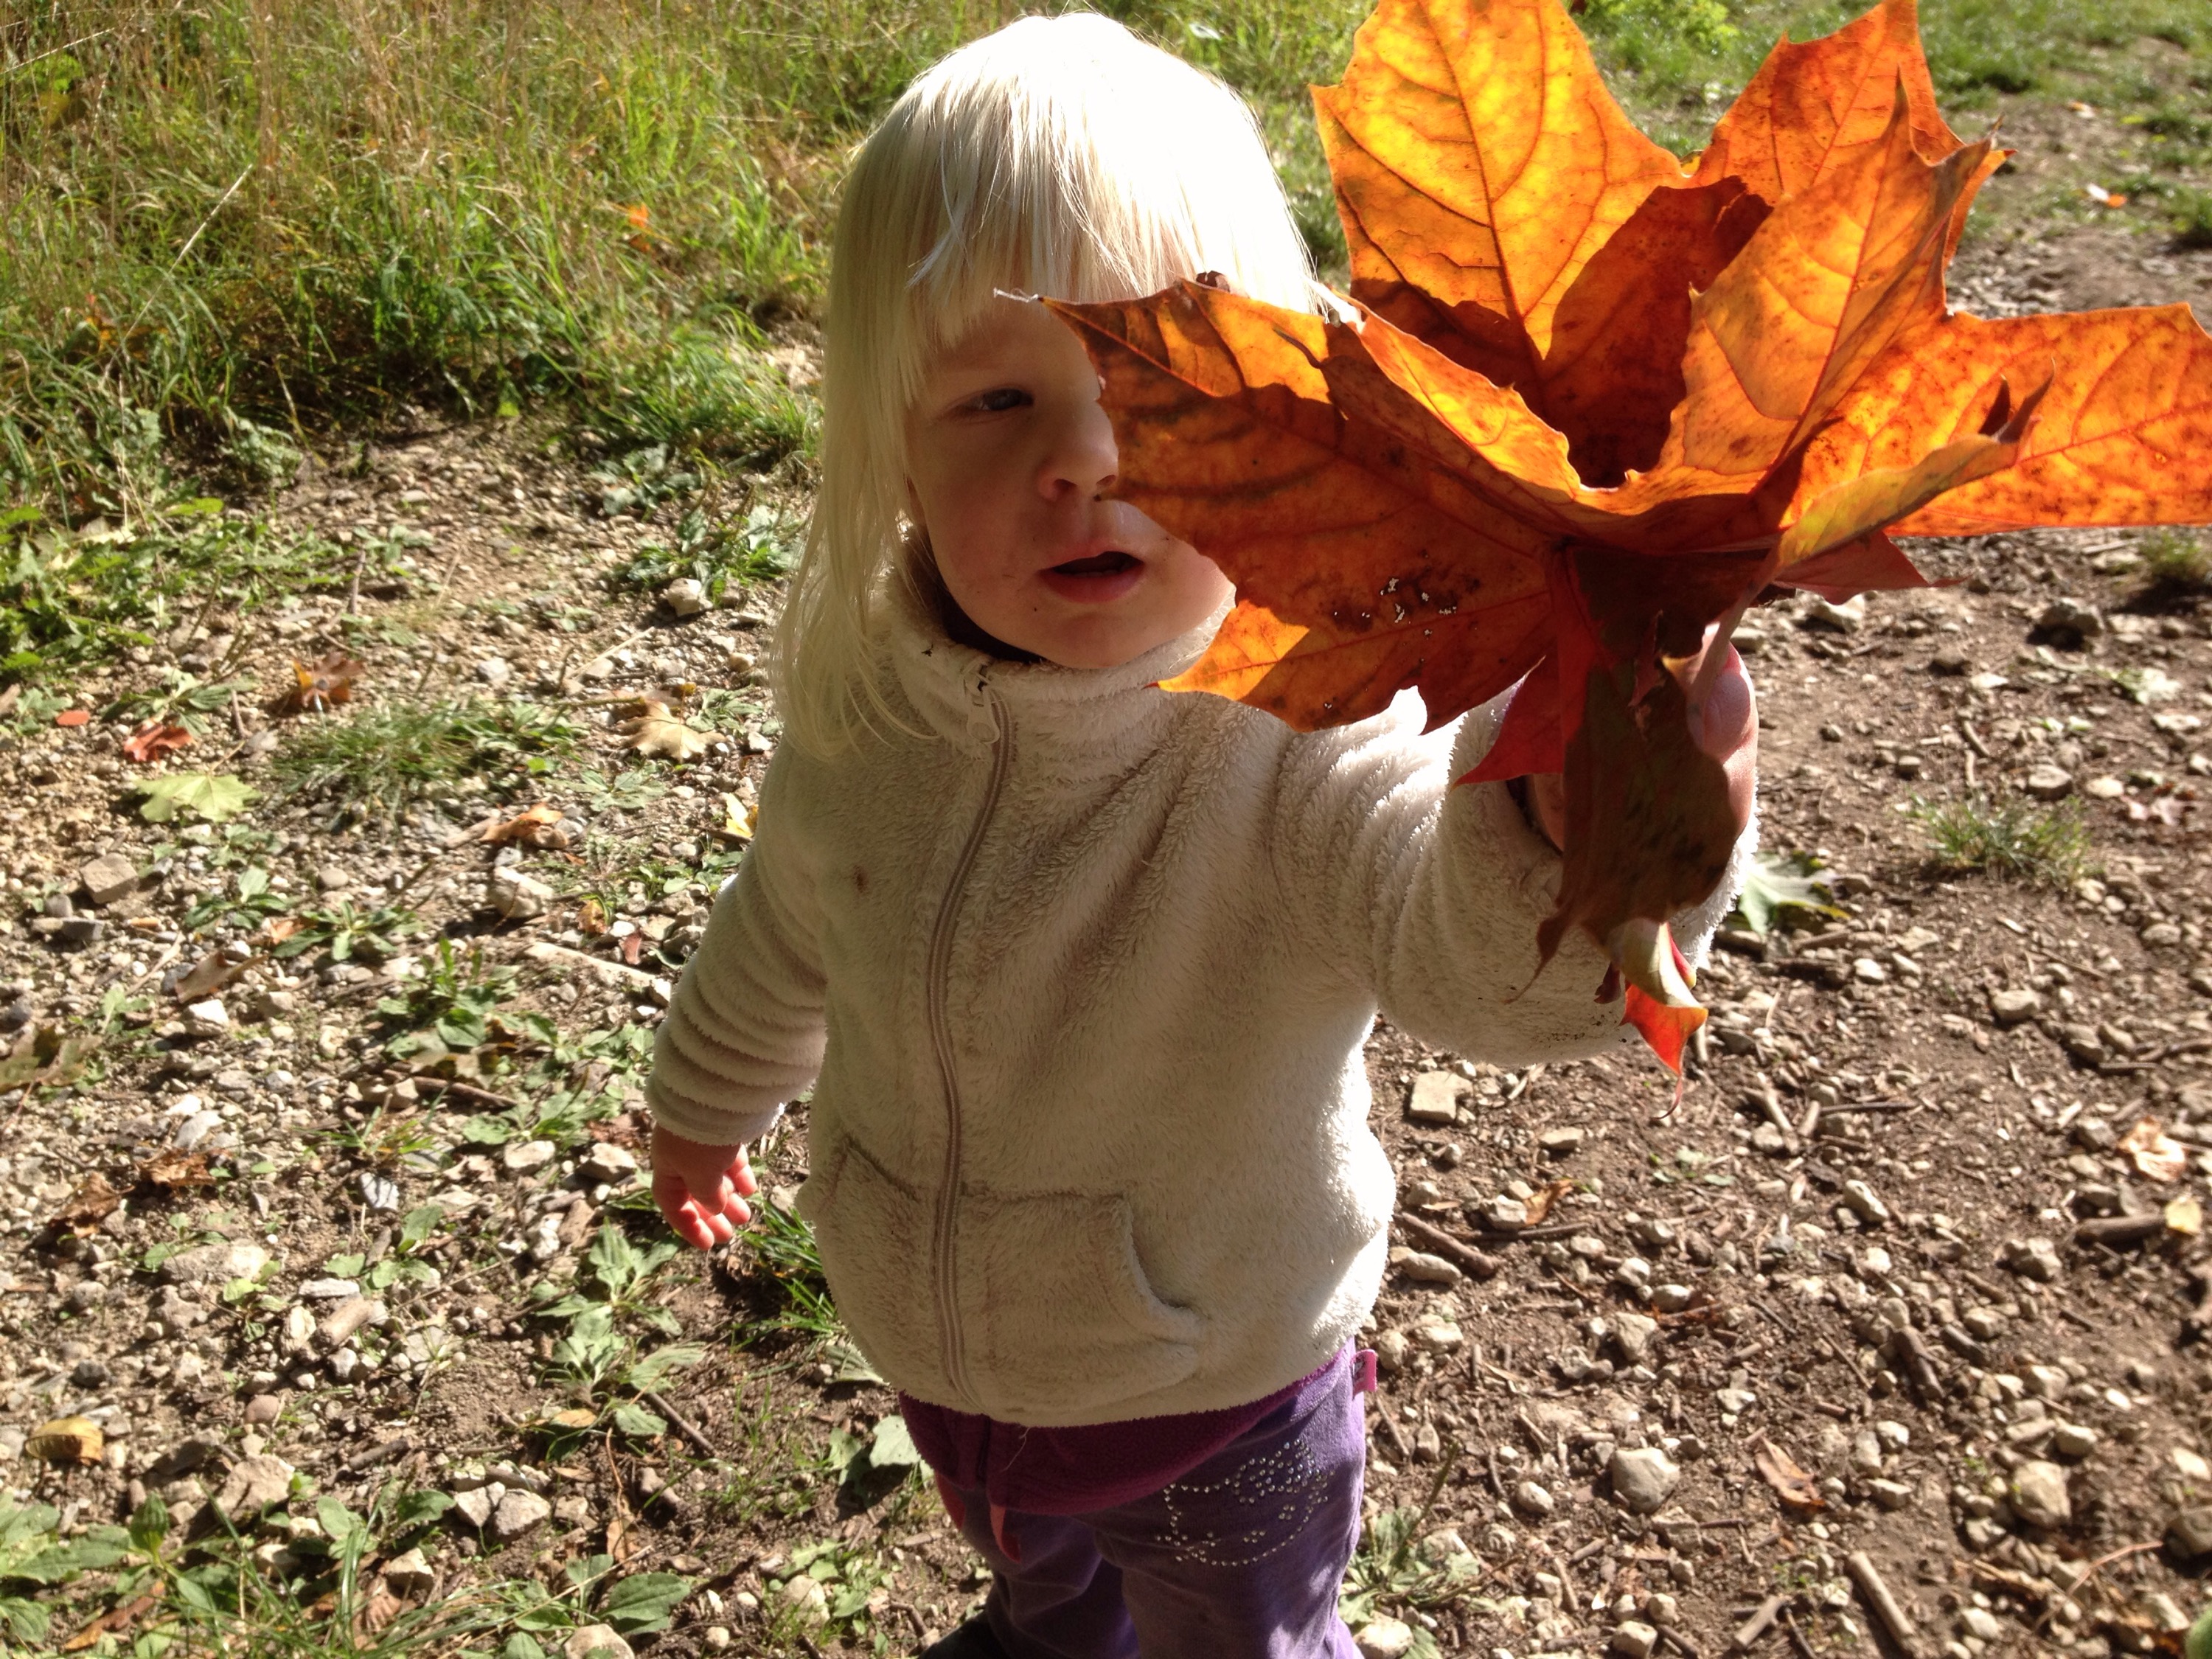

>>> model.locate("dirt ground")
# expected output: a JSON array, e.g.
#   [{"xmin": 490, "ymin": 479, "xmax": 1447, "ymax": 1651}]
[{"xmin": 3, "ymin": 217, "xmax": 2211, "ymax": 1659}]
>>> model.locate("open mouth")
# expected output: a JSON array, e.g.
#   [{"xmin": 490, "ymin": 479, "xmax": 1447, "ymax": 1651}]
[
  {"xmin": 1049, "ymin": 551, "xmax": 1141, "ymax": 578},
  {"xmin": 1040, "ymin": 549, "xmax": 1146, "ymax": 602}
]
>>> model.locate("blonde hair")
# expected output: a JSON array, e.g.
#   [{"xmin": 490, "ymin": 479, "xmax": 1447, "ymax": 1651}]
[{"xmin": 775, "ymin": 11, "xmax": 1327, "ymax": 757}]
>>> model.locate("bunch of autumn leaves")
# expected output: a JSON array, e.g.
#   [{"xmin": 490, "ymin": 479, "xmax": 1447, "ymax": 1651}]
[{"xmin": 1053, "ymin": 0, "xmax": 2212, "ymax": 1065}]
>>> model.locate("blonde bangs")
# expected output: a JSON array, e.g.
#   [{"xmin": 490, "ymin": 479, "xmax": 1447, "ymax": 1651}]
[{"xmin": 776, "ymin": 12, "xmax": 1326, "ymax": 759}]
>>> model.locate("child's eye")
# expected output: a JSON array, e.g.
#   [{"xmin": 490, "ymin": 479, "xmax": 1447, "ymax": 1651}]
[{"xmin": 964, "ymin": 387, "xmax": 1031, "ymax": 414}]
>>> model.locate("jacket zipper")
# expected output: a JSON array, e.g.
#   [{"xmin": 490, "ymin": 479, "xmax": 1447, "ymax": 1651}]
[{"xmin": 925, "ymin": 684, "xmax": 1011, "ymax": 1409}]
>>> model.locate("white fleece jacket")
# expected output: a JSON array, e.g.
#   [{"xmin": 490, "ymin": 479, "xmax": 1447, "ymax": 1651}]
[{"xmin": 647, "ymin": 591, "xmax": 1754, "ymax": 1427}]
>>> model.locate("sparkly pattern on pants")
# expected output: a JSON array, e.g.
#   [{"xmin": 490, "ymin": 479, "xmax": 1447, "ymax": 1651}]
[{"xmin": 933, "ymin": 1346, "xmax": 1368, "ymax": 1659}]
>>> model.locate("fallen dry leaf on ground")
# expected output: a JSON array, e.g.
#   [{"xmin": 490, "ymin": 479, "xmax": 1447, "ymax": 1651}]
[
  {"xmin": 0, "ymin": 1024, "xmax": 98, "ymax": 1091},
  {"xmin": 480, "ymin": 803, "xmax": 571, "ymax": 849},
  {"xmin": 45, "ymin": 1172, "xmax": 120, "ymax": 1235},
  {"xmin": 136, "ymin": 1150, "xmax": 215, "ymax": 1189},
  {"xmin": 170, "ymin": 950, "xmax": 248, "ymax": 1003},
  {"xmin": 2121, "ymin": 1117, "xmax": 2189, "ymax": 1183},
  {"xmin": 60, "ymin": 1593, "xmax": 161, "ymax": 1652},
  {"xmin": 27, "ymin": 1416, "xmax": 104, "ymax": 1464},
  {"xmin": 1753, "ymin": 1435, "xmax": 1826, "ymax": 1510},
  {"xmin": 1051, "ymin": 0, "xmax": 2212, "ymax": 1071},
  {"xmin": 122, "ymin": 720, "xmax": 192, "ymax": 762},
  {"xmin": 275, "ymin": 650, "xmax": 364, "ymax": 714},
  {"xmin": 622, "ymin": 698, "xmax": 720, "ymax": 762},
  {"xmin": 1522, "ymin": 1178, "xmax": 1577, "ymax": 1227}
]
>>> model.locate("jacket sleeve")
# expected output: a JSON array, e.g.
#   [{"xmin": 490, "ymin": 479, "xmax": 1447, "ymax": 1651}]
[
  {"xmin": 1269, "ymin": 689, "xmax": 1758, "ymax": 1066},
  {"xmin": 644, "ymin": 751, "xmax": 828, "ymax": 1147}
]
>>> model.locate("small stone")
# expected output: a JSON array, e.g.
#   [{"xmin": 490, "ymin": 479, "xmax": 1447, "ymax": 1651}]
[
  {"xmin": 566, "ymin": 1625, "xmax": 634, "ymax": 1659},
  {"xmin": 162, "ymin": 1240, "xmax": 271, "ymax": 1285},
  {"xmin": 2035, "ymin": 598, "xmax": 2102, "ymax": 642},
  {"xmin": 2084, "ymin": 776, "xmax": 2126, "ymax": 799},
  {"xmin": 1407, "ymin": 1070, "xmax": 1470, "ymax": 1125},
  {"xmin": 578, "ymin": 1141, "xmax": 639, "ymax": 1183},
  {"xmin": 2004, "ymin": 1238, "xmax": 2065, "ymax": 1283},
  {"xmin": 2174, "ymin": 1448, "xmax": 2212, "ymax": 1482},
  {"xmin": 182, "ymin": 998, "xmax": 229, "ymax": 1037},
  {"xmin": 2010, "ymin": 1461, "xmax": 2071, "ymax": 1528},
  {"xmin": 1612, "ymin": 1621, "xmax": 1660, "ymax": 1659},
  {"xmin": 2059, "ymin": 1023, "xmax": 2107, "ymax": 1065},
  {"xmin": 1853, "ymin": 956, "xmax": 1888, "ymax": 984},
  {"xmin": 243, "ymin": 1393, "xmax": 285, "ymax": 1427},
  {"xmin": 2166, "ymin": 1506, "xmax": 2212, "ymax": 1559},
  {"xmin": 1610, "ymin": 1447, "xmax": 1680, "ymax": 1514},
  {"xmin": 475, "ymin": 657, "xmax": 512, "ymax": 686},
  {"xmin": 1875, "ymin": 1420, "xmax": 1911, "ymax": 1452},
  {"xmin": 1374, "ymin": 1329, "xmax": 1411, "ymax": 1374},
  {"xmin": 213, "ymin": 1454, "xmax": 296, "ymax": 1518},
  {"xmin": 299, "ymin": 1278, "xmax": 361, "ymax": 1300},
  {"xmin": 502, "ymin": 1138, "xmax": 557, "ymax": 1175},
  {"xmin": 1538, "ymin": 1127, "xmax": 1586, "ymax": 1155},
  {"xmin": 661, "ymin": 578, "xmax": 709, "ymax": 619},
  {"xmin": 1652, "ymin": 1284, "xmax": 1694, "ymax": 1312},
  {"xmin": 1484, "ymin": 1196, "xmax": 1530, "ymax": 1231},
  {"xmin": 1961, "ymin": 1608, "xmax": 2004, "ymax": 1642},
  {"xmin": 78, "ymin": 852, "xmax": 139, "ymax": 908},
  {"xmin": 1868, "ymin": 1478, "xmax": 1914, "ymax": 1510},
  {"xmin": 1803, "ymin": 595, "xmax": 1866, "ymax": 633},
  {"xmin": 491, "ymin": 1489, "xmax": 551, "ymax": 1541},
  {"xmin": 1843, "ymin": 1180, "xmax": 1890, "ymax": 1225},
  {"xmin": 2025, "ymin": 765, "xmax": 2076, "ymax": 801},
  {"xmin": 1414, "ymin": 1319, "xmax": 1465, "ymax": 1354},
  {"xmin": 1613, "ymin": 1312, "xmax": 1659, "ymax": 1365},
  {"xmin": 487, "ymin": 866, "xmax": 552, "ymax": 921},
  {"xmin": 452, "ymin": 1487, "xmax": 495, "ymax": 1529},
  {"xmin": 1989, "ymin": 987, "xmax": 2043, "ymax": 1026},
  {"xmin": 2051, "ymin": 1422, "xmax": 2099, "ymax": 1459},
  {"xmin": 1389, "ymin": 1248, "xmax": 1463, "ymax": 1286},
  {"xmin": 382, "ymin": 1546, "xmax": 435, "ymax": 1598},
  {"xmin": 1354, "ymin": 1619, "xmax": 1416, "ymax": 1659},
  {"xmin": 319, "ymin": 1296, "xmax": 383, "ymax": 1349},
  {"xmin": 1514, "ymin": 1479, "xmax": 1556, "ymax": 1517}
]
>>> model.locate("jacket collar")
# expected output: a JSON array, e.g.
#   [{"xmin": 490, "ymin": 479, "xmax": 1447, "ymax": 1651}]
[{"xmin": 885, "ymin": 575, "xmax": 1233, "ymax": 757}]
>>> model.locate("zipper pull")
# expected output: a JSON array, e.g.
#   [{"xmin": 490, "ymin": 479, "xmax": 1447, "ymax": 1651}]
[{"xmin": 965, "ymin": 672, "xmax": 999, "ymax": 745}]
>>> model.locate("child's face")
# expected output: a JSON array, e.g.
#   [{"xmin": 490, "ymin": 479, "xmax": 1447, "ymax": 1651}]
[{"xmin": 904, "ymin": 296, "xmax": 1233, "ymax": 669}]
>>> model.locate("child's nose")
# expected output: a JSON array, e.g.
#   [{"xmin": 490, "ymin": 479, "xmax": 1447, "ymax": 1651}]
[{"xmin": 1038, "ymin": 396, "xmax": 1119, "ymax": 502}]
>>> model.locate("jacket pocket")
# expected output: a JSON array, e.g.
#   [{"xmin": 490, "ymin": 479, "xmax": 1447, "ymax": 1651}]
[
  {"xmin": 796, "ymin": 1133, "xmax": 940, "ymax": 1393},
  {"xmin": 961, "ymin": 1189, "xmax": 1206, "ymax": 1419}
]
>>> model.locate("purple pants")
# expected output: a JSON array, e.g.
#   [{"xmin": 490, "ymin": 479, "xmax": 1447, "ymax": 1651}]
[{"xmin": 933, "ymin": 1350, "xmax": 1367, "ymax": 1659}]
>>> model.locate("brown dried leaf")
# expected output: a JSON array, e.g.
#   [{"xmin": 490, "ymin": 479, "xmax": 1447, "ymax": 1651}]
[
  {"xmin": 27, "ymin": 1416, "xmax": 104, "ymax": 1465},
  {"xmin": 0, "ymin": 1024, "xmax": 99, "ymax": 1091},
  {"xmin": 622, "ymin": 699, "xmax": 720, "ymax": 762},
  {"xmin": 60, "ymin": 1593, "xmax": 159, "ymax": 1652},
  {"xmin": 137, "ymin": 1150, "xmax": 215, "ymax": 1190},
  {"xmin": 481, "ymin": 804, "xmax": 570, "ymax": 849},
  {"xmin": 1522, "ymin": 1179, "xmax": 1577, "ymax": 1227},
  {"xmin": 46, "ymin": 1173, "xmax": 120, "ymax": 1235},
  {"xmin": 1752, "ymin": 1435, "xmax": 1826, "ymax": 1511},
  {"xmin": 2121, "ymin": 1118, "xmax": 2188, "ymax": 1183},
  {"xmin": 171, "ymin": 950, "xmax": 247, "ymax": 1004},
  {"xmin": 122, "ymin": 721, "xmax": 192, "ymax": 763},
  {"xmin": 577, "ymin": 898, "xmax": 610, "ymax": 936},
  {"xmin": 275, "ymin": 650, "xmax": 364, "ymax": 716}
]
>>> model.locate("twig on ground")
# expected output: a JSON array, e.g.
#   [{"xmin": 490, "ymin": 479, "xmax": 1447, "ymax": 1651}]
[
  {"xmin": 641, "ymin": 1388, "xmax": 719, "ymax": 1460},
  {"xmin": 1394, "ymin": 1211, "xmax": 1502, "ymax": 1280},
  {"xmin": 1846, "ymin": 1551, "xmax": 1919, "ymax": 1657}
]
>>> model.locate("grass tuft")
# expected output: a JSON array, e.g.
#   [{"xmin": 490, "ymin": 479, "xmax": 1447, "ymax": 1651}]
[
  {"xmin": 1913, "ymin": 793, "xmax": 2095, "ymax": 886},
  {"xmin": 272, "ymin": 696, "xmax": 581, "ymax": 817},
  {"xmin": 2140, "ymin": 526, "xmax": 2212, "ymax": 588}
]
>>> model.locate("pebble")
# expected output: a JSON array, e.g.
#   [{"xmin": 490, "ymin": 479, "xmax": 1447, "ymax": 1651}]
[
  {"xmin": 1961, "ymin": 1608, "xmax": 2003, "ymax": 1642},
  {"xmin": 299, "ymin": 1278, "xmax": 361, "ymax": 1300},
  {"xmin": 475, "ymin": 657, "xmax": 511, "ymax": 686},
  {"xmin": 453, "ymin": 1487, "xmax": 495, "ymax": 1529},
  {"xmin": 2084, "ymin": 776, "xmax": 2126, "ymax": 799},
  {"xmin": 2166, "ymin": 1506, "xmax": 2212, "ymax": 1559},
  {"xmin": 182, "ymin": 998, "xmax": 230, "ymax": 1037},
  {"xmin": 213, "ymin": 1454, "xmax": 296, "ymax": 1519},
  {"xmin": 1613, "ymin": 1312, "xmax": 1659, "ymax": 1365},
  {"xmin": 1514, "ymin": 1479, "xmax": 1556, "ymax": 1517},
  {"xmin": 1407, "ymin": 1070, "xmax": 1470, "ymax": 1125},
  {"xmin": 78, "ymin": 852, "xmax": 139, "ymax": 908},
  {"xmin": 578, "ymin": 1141, "xmax": 639, "ymax": 1183},
  {"xmin": 319, "ymin": 1295, "xmax": 383, "ymax": 1349},
  {"xmin": 2003, "ymin": 1238, "xmax": 2065, "ymax": 1283},
  {"xmin": 488, "ymin": 866, "xmax": 553, "ymax": 921},
  {"xmin": 162, "ymin": 1240, "xmax": 270, "ymax": 1286},
  {"xmin": 661, "ymin": 578, "xmax": 709, "ymax": 619},
  {"xmin": 1414, "ymin": 1318, "xmax": 1465, "ymax": 1354},
  {"xmin": 1609, "ymin": 1447, "xmax": 1680, "ymax": 1514},
  {"xmin": 382, "ymin": 1546, "xmax": 436, "ymax": 1598},
  {"xmin": 1354, "ymin": 1618, "xmax": 1415, "ymax": 1659},
  {"xmin": 2010, "ymin": 1460, "xmax": 2072, "ymax": 1528},
  {"xmin": 2025, "ymin": 765, "xmax": 2076, "ymax": 801},
  {"xmin": 1989, "ymin": 987, "xmax": 2043, "ymax": 1025},
  {"xmin": 2051, "ymin": 1422, "xmax": 2099, "ymax": 1458},
  {"xmin": 1868, "ymin": 1478, "xmax": 1915, "ymax": 1510},
  {"xmin": 1389, "ymin": 1248, "xmax": 1462, "ymax": 1286},
  {"xmin": 243, "ymin": 1393, "xmax": 285, "ymax": 1427},
  {"xmin": 1843, "ymin": 1180, "xmax": 1890, "ymax": 1225},
  {"xmin": 2036, "ymin": 598, "xmax": 2102, "ymax": 641},
  {"xmin": 1611, "ymin": 1622, "xmax": 1660, "ymax": 1659},
  {"xmin": 502, "ymin": 1139, "xmax": 557, "ymax": 1174},
  {"xmin": 491, "ymin": 1488, "xmax": 551, "ymax": 1540},
  {"xmin": 1538, "ymin": 1127, "xmax": 1586, "ymax": 1155},
  {"xmin": 1652, "ymin": 1284, "xmax": 1694, "ymax": 1312}
]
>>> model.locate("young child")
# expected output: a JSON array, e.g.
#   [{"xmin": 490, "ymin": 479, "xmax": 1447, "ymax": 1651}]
[{"xmin": 646, "ymin": 15, "xmax": 1758, "ymax": 1658}]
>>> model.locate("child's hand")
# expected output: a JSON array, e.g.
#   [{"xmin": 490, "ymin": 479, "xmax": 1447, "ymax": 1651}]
[
  {"xmin": 650, "ymin": 1126, "xmax": 758, "ymax": 1249},
  {"xmin": 1523, "ymin": 632, "xmax": 1757, "ymax": 851}
]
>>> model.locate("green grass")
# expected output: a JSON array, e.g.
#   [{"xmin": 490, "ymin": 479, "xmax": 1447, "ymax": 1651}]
[
  {"xmin": 271, "ymin": 695, "xmax": 581, "ymax": 816},
  {"xmin": 1913, "ymin": 793, "xmax": 2096, "ymax": 886},
  {"xmin": 2140, "ymin": 526, "xmax": 2212, "ymax": 588}
]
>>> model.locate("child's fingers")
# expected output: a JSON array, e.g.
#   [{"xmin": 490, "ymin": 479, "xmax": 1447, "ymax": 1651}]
[{"xmin": 653, "ymin": 1167, "xmax": 718, "ymax": 1250}]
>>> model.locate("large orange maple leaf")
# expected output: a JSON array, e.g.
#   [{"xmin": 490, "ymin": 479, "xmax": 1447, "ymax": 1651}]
[{"xmin": 1050, "ymin": 0, "xmax": 2212, "ymax": 1071}]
